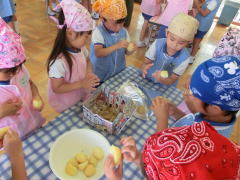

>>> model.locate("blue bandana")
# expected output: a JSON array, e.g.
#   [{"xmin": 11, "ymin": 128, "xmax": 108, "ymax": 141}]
[{"xmin": 190, "ymin": 56, "xmax": 240, "ymax": 111}]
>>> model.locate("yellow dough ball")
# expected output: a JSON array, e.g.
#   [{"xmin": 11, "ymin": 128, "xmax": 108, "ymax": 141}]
[
  {"xmin": 68, "ymin": 158, "xmax": 78, "ymax": 168},
  {"xmin": 89, "ymin": 155, "xmax": 98, "ymax": 166},
  {"xmin": 84, "ymin": 164, "xmax": 96, "ymax": 177},
  {"xmin": 127, "ymin": 42, "xmax": 134, "ymax": 52},
  {"xmin": 65, "ymin": 162, "xmax": 78, "ymax": 176},
  {"xmin": 93, "ymin": 147, "xmax": 104, "ymax": 160},
  {"xmin": 160, "ymin": 71, "xmax": 169, "ymax": 78},
  {"xmin": 78, "ymin": 161, "xmax": 88, "ymax": 171},
  {"xmin": 110, "ymin": 145, "xmax": 122, "ymax": 166},
  {"xmin": 75, "ymin": 152, "xmax": 88, "ymax": 163},
  {"xmin": 0, "ymin": 127, "xmax": 9, "ymax": 139},
  {"xmin": 32, "ymin": 100, "xmax": 43, "ymax": 109}
]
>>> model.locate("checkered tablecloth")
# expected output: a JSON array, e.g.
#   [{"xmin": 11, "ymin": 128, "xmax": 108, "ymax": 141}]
[{"xmin": 0, "ymin": 66, "xmax": 183, "ymax": 180}]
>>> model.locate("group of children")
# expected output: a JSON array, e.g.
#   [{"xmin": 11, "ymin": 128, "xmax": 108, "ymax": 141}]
[
  {"xmin": 138, "ymin": 0, "xmax": 221, "ymax": 64},
  {"xmin": 0, "ymin": 0, "xmax": 240, "ymax": 179}
]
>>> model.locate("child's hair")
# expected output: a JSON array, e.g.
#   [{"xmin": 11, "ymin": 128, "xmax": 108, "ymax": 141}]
[
  {"xmin": 47, "ymin": 10, "xmax": 91, "ymax": 79},
  {"xmin": 103, "ymin": 17, "xmax": 126, "ymax": 24},
  {"xmin": 0, "ymin": 64, "xmax": 23, "ymax": 75},
  {"xmin": 203, "ymin": 103, "xmax": 238, "ymax": 117}
]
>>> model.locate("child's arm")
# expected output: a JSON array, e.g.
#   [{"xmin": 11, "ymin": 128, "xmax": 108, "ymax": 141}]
[
  {"xmin": 194, "ymin": 0, "xmax": 211, "ymax": 16},
  {"xmin": 94, "ymin": 40, "xmax": 129, "ymax": 58},
  {"xmin": 142, "ymin": 58, "xmax": 154, "ymax": 78},
  {"xmin": 151, "ymin": 96, "xmax": 169, "ymax": 131},
  {"xmin": 50, "ymin": 73, "xmax": 100, "ymax": 93},
  {"xmin": 3, "ymin": 129, "xmax": 27, "ymax": 180},
  {"xmin": 0, "ymin": 99, "xmax": 22, "ymax": 119},
  {"xmin": 29, "ymin": 80, "xmax": 44, "ymax": 111},
  {"xmin": 104, "ymin": 155, "xmax": 123, "ymax": 180},
  {"xmin": 183, "ymin": 90, "xmax": 197, "ymax": 113},
  {"xmin": 152, "ymin": 72, "xmax": 179, "ymax": 85},
  {"xmin": 86, "ymin": 58, "xmax": 93, "ymax": 74}
]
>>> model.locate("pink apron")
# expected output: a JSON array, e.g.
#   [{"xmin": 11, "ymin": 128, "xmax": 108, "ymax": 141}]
[
  {"xmin": 140, "ymin": 0, "xmax": 161, "ymax": 16},
  {"xmin": 157, "ymin": 0, "xmax": 190, "ymax": 26},
  {"xmin": 48, "ymin": 51, "xmax": 90, "ymax": 113},
  {"xmin": 0, "ymin": 66, "xmax": 45, "ymax": 138}
]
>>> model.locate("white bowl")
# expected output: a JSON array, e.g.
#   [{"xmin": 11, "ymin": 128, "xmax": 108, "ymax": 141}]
[{"xmin": 49, "ymin": 129, "xmax": 110, "ymax": 180}]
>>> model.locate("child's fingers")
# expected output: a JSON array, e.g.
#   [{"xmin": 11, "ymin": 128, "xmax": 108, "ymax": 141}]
[
  {"xmin": 155, "ymin": 96, "xmax": 163, "ymax": 105},
  {"xmin": 146, "ymin": 63, "xmax": 154, "ymax": 70},
  {"xmin": 152, "ymin": 96, "xmax": 162, "ymax": 107},
  {"xmin": 6, "ymin": 128, "xmax": 14, "ymax": 138},
  {"xmin": 120, "ymin": 136, "xmax": 135, "ymax": 145},
  {"xmin": 121, "ymin": 146, "xmax": 136, "ymax": 156},
  {"xmin": 104, "ymin": 155, "xmax": 114, "ymax": 168},
  {"xmin": 151, "ymin": 98, "xmax": 158, "ymax": 107}
]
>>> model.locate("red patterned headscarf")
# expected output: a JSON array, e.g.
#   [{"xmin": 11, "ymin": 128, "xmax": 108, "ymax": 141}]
[{"xmin": 143, "ymin": 122, "xmax": 240, "ymax": 180}]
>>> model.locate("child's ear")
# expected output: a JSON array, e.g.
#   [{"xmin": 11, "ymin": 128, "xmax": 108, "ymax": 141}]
[
  {"xmin": 165, "ymin": 29, "xmax": 169, "ymax": 38},
  {"xmin": 210, "ymin": 105, "xmax": 223, "ymax": 114},
  {"xmin": 66, "ymin": 29, "xmax": 75, "ymax": 40}
]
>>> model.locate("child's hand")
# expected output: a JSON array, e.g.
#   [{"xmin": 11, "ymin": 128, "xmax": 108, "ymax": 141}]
[
  {"xmin": 142, "ymin": 63, "xmax": 154, "ymax": 78},
  {"xmin": 0, "ymin": 99, "xmax": 22, "ymax": 118},
  {"xmin": 120, "ymin": 136, "xmax": 140, "ymax": 163},
  {"xmin": 32, "ymin": 96, "xmax": 44, "ymax": 112},
  {"xmin": 151, "ymin": 96, "xmax": 170, "ymax": 119},
  {"xmin": 117, "ymin": 40, "xmax": 129, "ymax": 49},
  {"xmin": 81, "ymin": 73, "xmax": 100, "ymax": 91},
  {"xmin": 127, "ymin": 43, "xmax": 138, "ymax": 53},
  {"xmin": 152, "ymin": 70, "xmax": 168, "ymax": 83},
  {"xmin": 104, "ymin": 155, "xmax": 123, "ymax": 180},
  {"xmin": 3, "ymin": 129, "xmax": 23, "ymax": 159}
]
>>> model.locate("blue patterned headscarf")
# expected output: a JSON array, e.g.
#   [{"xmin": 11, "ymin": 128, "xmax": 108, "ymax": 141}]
[{"xmin": 190, "ymin": 56, "xmax": 240, "ymax": 111}]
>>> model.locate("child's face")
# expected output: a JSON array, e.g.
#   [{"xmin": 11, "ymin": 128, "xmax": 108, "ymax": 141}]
[
  {"xmin": 67, "ymin": 30, "xmax": 90, "ymax": 49},
  {"xmin": 0, "ymin": 67, "xmax": 20, "ymax": 81},
  {"xmin": 191, "ymin": 95, "xmax": 207, "ymax": 114},
  {"xmin": 104, "ymin": 19, "xmax": 124, "ymax": 33},
  {"xmin": 166, "ymin": 31, "xmax": 189, "ymax": 55},
  {"xmin": 191, "ymin": 95, "xmax": 224, "ymax": 116}
]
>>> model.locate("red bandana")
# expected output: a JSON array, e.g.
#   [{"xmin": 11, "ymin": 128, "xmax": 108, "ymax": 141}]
[{"xmin": 143, "ymin": 122, "xmax": 240, "ymax": 180}]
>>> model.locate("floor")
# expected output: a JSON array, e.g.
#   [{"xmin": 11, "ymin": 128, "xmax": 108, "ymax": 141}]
[{"xmin": 15, "ymin": 0, "xmax": 240, "ymax": 143}]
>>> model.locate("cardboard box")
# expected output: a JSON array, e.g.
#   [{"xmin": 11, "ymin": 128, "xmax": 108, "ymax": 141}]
[{"xmin": 83, "ymin": 87, "xmax": 136, "ymax": 134}]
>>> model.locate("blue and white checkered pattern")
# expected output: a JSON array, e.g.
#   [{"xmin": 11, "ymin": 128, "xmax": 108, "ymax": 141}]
[{"xmin": 0, "ymin": 66, "xmax": 183, "ymax": 180}]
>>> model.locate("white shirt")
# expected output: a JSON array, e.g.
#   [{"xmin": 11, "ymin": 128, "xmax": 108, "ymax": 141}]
[
  {"xmin": 49, "ymin": 47, "xmax": 88, "ymax": 78},
  {"xmin": 206, "ymin": 0, "xmax": 217, "ymax": 11}
]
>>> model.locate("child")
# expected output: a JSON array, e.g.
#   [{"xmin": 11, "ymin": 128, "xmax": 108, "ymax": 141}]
[
  {"xmin": 104, "ymin": 122, "xmax": 240, "ymax": 179},
  {"xmin": 169, "ymin": 29, "xmax": 240, "ymax": 121},
  {"xmin": 156, "ymin": 0, "xmax": 192, "ymax": 39},
  {"xmin": 142, "ymin": 13, "xmax": 199, "ymax": 86},
  {"xmin": 47, "ymin": 0, "xmax": 100, "ymax": 113},
  {"xmin": 190, "ymin": 0, "xmax": 220, "ymax": 63},
  {"xmin": 1, "ymin": 129, "xmax": 27, "ymax": 180},
  {"xmin": 90, "ymin": 0, "xmax": 137, "ymax": 83},
  {"xmin": 152, "ymin": 56, "xmax": 240, "ymax": 138},
  {"xmin": 0, "ymin": 18, "xmax": 45, "ymax": 138},
  {"xmin": 137, "ymin": 0, "xmax": 162, "ymax": 47}
]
